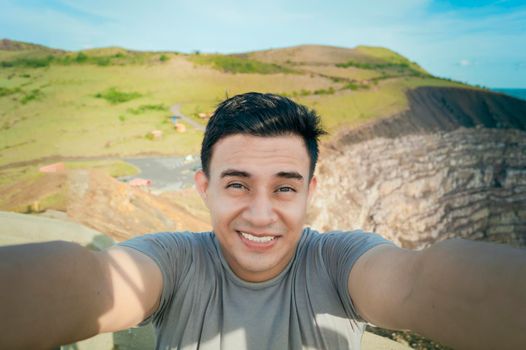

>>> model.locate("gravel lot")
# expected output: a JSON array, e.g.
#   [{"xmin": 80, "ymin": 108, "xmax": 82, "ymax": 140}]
[{"xmin": 122, "ymin": 155, "xmax": 201, "ymax": 192}]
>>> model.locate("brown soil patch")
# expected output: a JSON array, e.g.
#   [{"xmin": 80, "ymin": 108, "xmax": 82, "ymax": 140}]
[
  {"xmin": 244, "ymin": 45, "xmax": 376, "ymax": 65},
  {"xmin": 67, "ymin": 170, "xmax": 210, "ymax": 241},
  {"xmin": 0, "ymin": 169, "xmax": 210, "ymax": 242},
  {"xmin": 0, "ymin": 172, "xmax": 67, "ymax": 212}
]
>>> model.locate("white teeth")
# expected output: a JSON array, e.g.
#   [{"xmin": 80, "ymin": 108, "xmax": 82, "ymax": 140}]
[{"xmin": 240, "ymin": 231, "xmax": 275, "ymax": 243}]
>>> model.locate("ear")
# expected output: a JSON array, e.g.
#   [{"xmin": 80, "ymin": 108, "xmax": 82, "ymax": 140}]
[
  {"xmin": 307, "ymin": 175, "xmax": 317, "ymax": 203},
  {"xmin": 194, "ymin": 170, "xmax": 209, "ymax": 203}
]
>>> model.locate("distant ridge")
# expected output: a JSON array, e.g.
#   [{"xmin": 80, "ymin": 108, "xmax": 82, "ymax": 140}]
[
  {"xmin": 1, "ymin": 39, "xmax": 419, "ymax": 68},
  {"xmin": 0, "ymin": 38, "xmax": 61, "ymax": 52},
  {"xmin": 237, "ymin": 44, "xmax": 425, "ymax": 71}
]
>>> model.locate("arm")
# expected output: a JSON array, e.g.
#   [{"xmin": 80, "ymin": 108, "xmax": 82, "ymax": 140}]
[
  {"xmin": 349, "ymin": 239, "xmax": 526, "ymax": 349},
  {"xmin": 0, "ymin": 241, "xmax": 162, "ymax": 349}
]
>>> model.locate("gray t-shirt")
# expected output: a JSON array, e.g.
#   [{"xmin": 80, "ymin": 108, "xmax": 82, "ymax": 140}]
[{"xmin": 120, "ymin": 227, "xmax": 393, "ymax": 350}]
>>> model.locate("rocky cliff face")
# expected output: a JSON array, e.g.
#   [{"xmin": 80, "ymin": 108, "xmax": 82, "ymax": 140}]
[
  {"xmin": 331, "ymin": 87, "xmax": 526, "ymax": 148},
  {"xmin": 309, "ymin": 87, "xmax": 526, "ymax": 249}
]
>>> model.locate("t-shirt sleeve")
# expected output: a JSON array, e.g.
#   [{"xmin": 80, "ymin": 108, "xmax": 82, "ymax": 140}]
[
  {"xmin": 118, "ymin": 232, "xmax": 195, "ymax": 326},
  {"xmin": 320, "ymin": 230, "xmax": 395, "ymax": 323}
]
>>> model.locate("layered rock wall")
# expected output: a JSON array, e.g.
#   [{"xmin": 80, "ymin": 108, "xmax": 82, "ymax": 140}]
[{"xmin": 309, "ymin": 128, "xmax": 526, "ymax": 249}]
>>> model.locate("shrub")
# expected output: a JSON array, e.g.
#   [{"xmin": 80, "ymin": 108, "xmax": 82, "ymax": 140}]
[
  {"xmin": 128, "ymin": 104, "xmax": 166, "ymax": 114},
  {"xmin": 190, "ymin": 54, "xmax": 292, "ymax": 74},
  {"xmin": 159, "ymin": 54, "xmax": 169, "ymax": 62},
  {"xmin": 1, "ymin": 56, "xmax": 54, "ymax": 68},
  {"xmin": 95, "ymin": 88, "xmax": 142, "ymax": 104},
  {"xmin": 75, "ymin": 52, "xmax": 88, "ymax": 63},
  {"xmin": 313, "ymin": 87, "xmax": 335, "ymax": 95},
  {"xmin": 95, "ymin": 57, "xmax": 111, "ymax": 66},
  {"xmin": 0, "ymin": 87, "xmax": 21, "ymax": 97},
  {"xmin": 2, "ymin": 121, "xmax": 11, "ymax": 130},
  {"xmin": 21, "ymin": 89, "xmax": 42, "ymax": 104},
  {"xmin": 344, "ymin": 82, "xmax": 360, "ymax": 90},
  {"xmin": 336, "ymin": 60, "xmax": 410, "ymax": 70}
]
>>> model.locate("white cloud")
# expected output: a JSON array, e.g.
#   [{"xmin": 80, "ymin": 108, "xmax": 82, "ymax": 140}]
[{"xmin": 459, "ymin": 59, "xmax": 472, "ymax": 67}]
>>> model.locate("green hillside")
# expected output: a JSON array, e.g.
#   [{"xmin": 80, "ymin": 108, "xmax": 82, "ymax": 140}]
[{"xmin": 0, "ymin": 39, "xmax": 466, "ymax": 173}]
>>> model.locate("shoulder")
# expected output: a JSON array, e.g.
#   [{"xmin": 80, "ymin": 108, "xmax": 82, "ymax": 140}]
[
  {"xmin": 302, "ymin": 228, "xmax": 395, "ymax": 282},
  {"xmin": 120, "ymin": 231, "xmax": 213, "ymax": 246},
  {"xmin": 118, "ymin": 231, "xmax": 215, "ymax": 262},
  {"xmin": 302, "ymin": 228, "xmax": 391, "ymax": 249}
]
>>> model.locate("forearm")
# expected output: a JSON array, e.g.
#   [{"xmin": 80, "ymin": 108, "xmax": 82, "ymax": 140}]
[
  {"xmin": 0, "ymin": 241, "xmax": 112, "ymax": 349},
  {"xmin": 408, "ymin": 238, "xmax": 526, "ymax": 349}
]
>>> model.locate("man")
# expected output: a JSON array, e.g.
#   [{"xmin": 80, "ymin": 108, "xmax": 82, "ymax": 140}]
[{"xmin": 1, "ymin": 92, "xmax": 525, "ymax": 350}]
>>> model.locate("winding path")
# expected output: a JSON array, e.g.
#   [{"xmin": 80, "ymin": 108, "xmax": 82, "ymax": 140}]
[{"xmin": 170, "ymin": 104, "xmax": 206, "ymax": 131}]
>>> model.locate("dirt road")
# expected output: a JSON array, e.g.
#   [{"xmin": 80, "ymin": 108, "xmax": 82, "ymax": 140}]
[{"xmin": 170, "ymin": 104, "xmax": 206, "ymax": 131}]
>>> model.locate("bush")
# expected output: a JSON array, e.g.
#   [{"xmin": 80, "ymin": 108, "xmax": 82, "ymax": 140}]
[
  {"xmin": 2, "ymin": 121, "xmax": 11, "ymax": 130},
  {"xmin": 0, "ymin": 87, "xmax": 21, "ymax": 97},
  {"xmin": 313, "ymin": 87, "xmax": 335, "ymax": 95},
  {"xmin": 336, "ymin": 60, "xmax": 410, "ymax": 70},
  {"xmin": 128, "ymin": 104, "xmax": 166, "ymax": 114},
  {"xmin": 20, "ymin": 89, "xmax": 42, "ymax": 104},
  {"xmin": 95, "ymin": 87, "xmax": 142, "ymax": 104},
  {"xmin": 95, "ymin": 57, "xmax": 111, "ymax": 66},
  {"xmin": 1, "ymin": 56, "xmax": 54, "ymax": 68},
  {"xmin": 190, "ymin": 54, "xmax": 292, "ymax": 74},
  {"xmin": 341, "ymin": 81, "xmax": 371, "ymax": 91},
  {"xmin": 75, "ymin": 52, "xmax": 88, "ymax": 63},
  {"xmin": 159, "ymin": 54, "xmax": 169, "ymax": 62}
]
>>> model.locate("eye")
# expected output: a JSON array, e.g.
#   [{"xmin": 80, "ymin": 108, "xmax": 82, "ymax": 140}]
[
  {"xmin": 276, "ymin": 186, "xmax": 296, "ymax": 193},
  {"xmin": 226, "ymin": 182, "xmax": 247, "ymax": 191}
]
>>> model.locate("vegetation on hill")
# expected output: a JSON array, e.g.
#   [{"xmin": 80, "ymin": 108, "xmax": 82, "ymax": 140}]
[
  {"xmin": 0, "ymin": 39, "xmax": 468, "ymax": 172},
  {"xmin": 189, "ymin": 53, "xmax": 294, "ymax": 74},
  {"xmin": 95, "ymin": 87, "xmax": 142, "ymax": 104},
  {"xmin": 0, "ymin": 50, "xmax": 174, "ymax": 68}
]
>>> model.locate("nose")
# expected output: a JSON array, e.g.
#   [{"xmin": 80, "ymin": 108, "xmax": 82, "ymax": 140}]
[{"xmin": 241, "ymin": 191, "xmax": 278, "ymax": 227}]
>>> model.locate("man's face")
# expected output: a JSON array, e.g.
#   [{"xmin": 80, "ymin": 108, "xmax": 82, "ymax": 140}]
[{"xmin": 195, "ymin": 134, "xmax": 317, "ymax": 282}]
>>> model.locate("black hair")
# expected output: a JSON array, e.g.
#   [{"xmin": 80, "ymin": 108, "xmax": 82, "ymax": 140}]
[{"xmin": 200, "ymin": 92, "xmax": 327, "ymax": 178}]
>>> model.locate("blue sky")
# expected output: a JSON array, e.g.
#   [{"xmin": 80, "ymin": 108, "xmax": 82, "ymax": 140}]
[{"xmin": 1, "ymin": 0, "xmax": 525, "ymax": 88}]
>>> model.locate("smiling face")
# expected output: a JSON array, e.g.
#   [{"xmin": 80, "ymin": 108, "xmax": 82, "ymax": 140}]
[{"xmin": 195, "ymin": 134, "xmax": 317, "ymax": 282}]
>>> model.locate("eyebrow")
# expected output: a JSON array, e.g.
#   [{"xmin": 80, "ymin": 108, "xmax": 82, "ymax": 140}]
[
  {"xmin": 220, "ymin": 169, "xmax": 251, "ymax": 178},
  {"xmin": 220, "ymin": 169, "xmax": 303, "ymax": 181},
  {"xmin": 276, "ymin": 171, "xmax": 304, "ymax": 181}
]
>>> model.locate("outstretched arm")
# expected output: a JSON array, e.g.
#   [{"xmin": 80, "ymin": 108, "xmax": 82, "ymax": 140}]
[
  {"xmin": 0, "ymin": 241, "xmax": 162, "ymax": 349},
  {"xmin": 349, "ymin": 238, "xmax": 526, "ymax": 349}
]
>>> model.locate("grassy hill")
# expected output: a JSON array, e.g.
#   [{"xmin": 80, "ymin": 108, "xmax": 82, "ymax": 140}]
[{"xmin": 0, "ymin": 39, "xmax": 468, "ymax": 193}]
